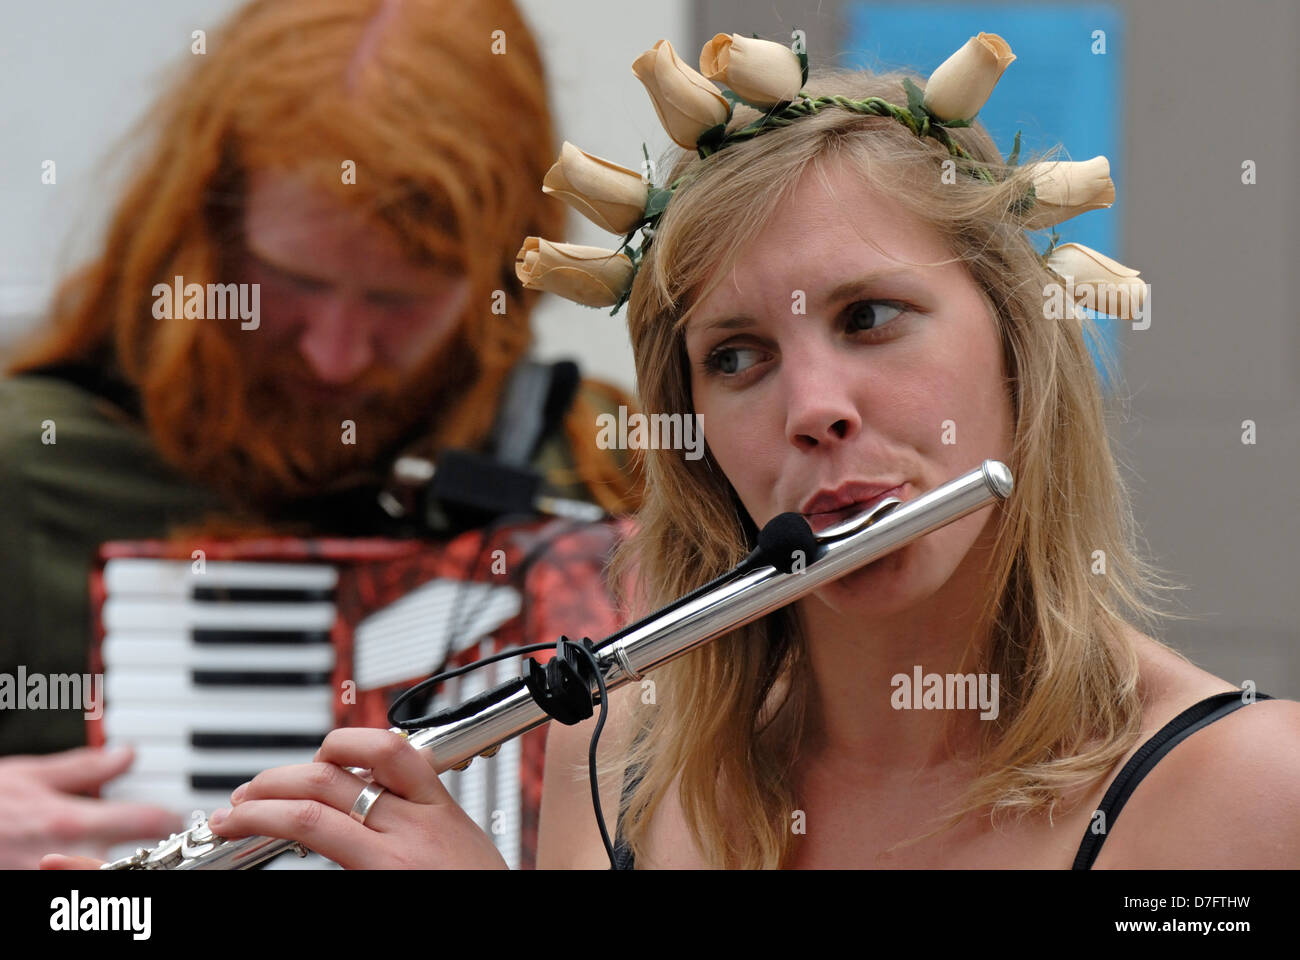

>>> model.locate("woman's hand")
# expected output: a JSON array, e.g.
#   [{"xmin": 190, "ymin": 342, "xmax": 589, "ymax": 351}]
[{"xmin": 208, "ymin": 727, "xmax": 508, "ymax": 869}]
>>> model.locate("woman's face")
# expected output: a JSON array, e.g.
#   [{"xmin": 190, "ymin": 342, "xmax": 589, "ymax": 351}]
[{"xmin": 683, "ymin": 158, "xmax": 1015, "ymax": 615}]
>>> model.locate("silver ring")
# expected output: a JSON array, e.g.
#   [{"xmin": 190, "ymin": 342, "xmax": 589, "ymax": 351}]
[{"xmin": 349, "ymin": 782, "xmax": 387, "ymax": 825}]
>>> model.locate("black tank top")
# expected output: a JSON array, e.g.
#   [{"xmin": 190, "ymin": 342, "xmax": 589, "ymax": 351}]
[{"xmin": 609, "ymin": 690, "xmax": 1275, "ymax": 870}]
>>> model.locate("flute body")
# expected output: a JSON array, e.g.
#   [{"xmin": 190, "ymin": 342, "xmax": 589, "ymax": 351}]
[{"xmin": 102, "ymin": 460, "xmax": 1012, "ymax": 869}]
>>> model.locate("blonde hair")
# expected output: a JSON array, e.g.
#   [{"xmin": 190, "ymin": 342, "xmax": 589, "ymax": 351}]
[{"xmin": 605, "ymin": 67, "xmax": 1186, "ymax": 868}]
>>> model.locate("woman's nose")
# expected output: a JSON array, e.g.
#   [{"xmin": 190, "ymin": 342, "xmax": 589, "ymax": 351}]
[
  {"xmin": 297, "ymin": 297, "xmax": 373, "ymax": 384},
  {"xmin": 782, "ymin": 352, "xmax": 863, "ymax": 452}
]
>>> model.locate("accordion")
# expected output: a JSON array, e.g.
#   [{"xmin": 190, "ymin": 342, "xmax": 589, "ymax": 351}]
[{"xmin": 87, "ymin": 516, "xmax": 630, "ymax": 870}]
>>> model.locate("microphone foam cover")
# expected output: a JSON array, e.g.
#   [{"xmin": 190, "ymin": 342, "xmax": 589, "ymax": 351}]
[{"xmin": 757, "ymin": 512, "xmax": 818, "ymax": 574}]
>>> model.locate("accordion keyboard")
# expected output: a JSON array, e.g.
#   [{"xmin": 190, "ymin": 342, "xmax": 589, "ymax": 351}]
[{"xmin": 97, "ymin": 557, "xmax": 527, "ymax": 868}]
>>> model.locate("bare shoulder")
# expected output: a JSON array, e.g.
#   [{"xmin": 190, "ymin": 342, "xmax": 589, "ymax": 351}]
[
  {"xmin": 536, "ymin": 682, "xmax": 640, "ymax": 869},
  {"xmin": 1095, "ymin": 631, "xmax": 1300, "ymax": 868}
]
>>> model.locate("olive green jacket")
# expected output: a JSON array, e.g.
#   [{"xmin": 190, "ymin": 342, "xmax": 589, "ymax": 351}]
[{"xmin": 0, "ymin": 372, "xmax": 621, "ymax": 755}]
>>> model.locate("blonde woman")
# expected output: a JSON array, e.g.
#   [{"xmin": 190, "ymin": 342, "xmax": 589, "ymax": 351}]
[
  {"xmin": 44, "ymin": 42, "xmax": 1300, "ymax": 871},
  {"xmin": 537, "ymin": 66, "xmax": 1300, "ymax": 870}
]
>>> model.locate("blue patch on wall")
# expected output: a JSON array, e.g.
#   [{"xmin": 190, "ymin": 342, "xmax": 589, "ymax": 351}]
[{"xmin": 844, "ymin": 3, "xmax": 1125, "ymax": 390}]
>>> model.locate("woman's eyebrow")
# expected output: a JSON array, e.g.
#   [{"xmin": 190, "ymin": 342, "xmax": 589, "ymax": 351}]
[
  {"xmin": 691, "ymin": 267, "xmax": 924, "ymax": 335},
  {"xmin": 820, "ymin": 267, "xmax": 923, "ymax": 307},
  {"xmin": 692, "ymin": 315, "xmax": 758, "ymax": 335}
]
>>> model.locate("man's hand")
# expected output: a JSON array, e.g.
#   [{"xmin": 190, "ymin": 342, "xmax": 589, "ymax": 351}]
[{"xmin": 1, "ymin": 746, "xmax": 183, "ymax": 869}]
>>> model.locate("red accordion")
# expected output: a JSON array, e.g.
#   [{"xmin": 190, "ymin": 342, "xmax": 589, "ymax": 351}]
[{"xmin": 87, "ymin": 516, "xmax": 631, "ymax": 869}]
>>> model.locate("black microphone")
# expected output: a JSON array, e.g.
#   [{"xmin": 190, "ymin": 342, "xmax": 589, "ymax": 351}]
[
  {"xmin": 590, "ymin": 511, "xmax": 818, "ymax": 654},
  {"xmin": 748, "ymin": 511, "xmax": 820, "ymax": 574}
]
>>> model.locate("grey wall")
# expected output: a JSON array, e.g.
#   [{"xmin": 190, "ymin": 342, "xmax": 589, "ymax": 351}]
[{"xmin": 691, "ymin": 0, "xmax": 1300, "ymax": 696}]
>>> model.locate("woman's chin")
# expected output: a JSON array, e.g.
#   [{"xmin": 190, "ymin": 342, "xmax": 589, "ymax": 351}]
[{"xmin": 810, "ymin": 546, "xmax": 917, "ymax": 612}]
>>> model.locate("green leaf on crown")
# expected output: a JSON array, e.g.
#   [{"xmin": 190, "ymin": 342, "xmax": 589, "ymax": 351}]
[
  {"xmin": 695, "ymin": 123, "xmax": 727, "ymax": 158},
  {"xmin": 902, "ymin": 77, "xmax": 930, "ymax": 128},
  {"xmin": 1005, "ymin": 130, "xmax": 1023, "ymax": 166},
  {"xmin": 643, "ymin": 186, "xmax": 673, "ymax": 220},
  {"xmin": 1009, "ymin": 182, "xmax": 1037, "ymax": 218}
]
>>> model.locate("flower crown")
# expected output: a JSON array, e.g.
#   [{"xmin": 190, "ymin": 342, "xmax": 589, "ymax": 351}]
[{"xmin": 515, "ymin": 30, "xmax": 1145, "ymax": 323}]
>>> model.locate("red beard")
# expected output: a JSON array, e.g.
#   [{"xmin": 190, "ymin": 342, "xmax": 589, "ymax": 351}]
[{"xmin": 202, "ymin": 345, "xmax": 461, "ymax": 510}]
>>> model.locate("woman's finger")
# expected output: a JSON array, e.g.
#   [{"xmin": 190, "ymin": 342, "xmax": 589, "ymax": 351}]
[
  {"xmin": 314, "ymin": 728, "xmax": 451, "ymax": 806},
  {"xmin": 233, "ymin": 762, "xmax": 401, "ymax": 826},
  {"xmin": 208, "ymin": 798, "xmax": 386, "ymax": 869}
]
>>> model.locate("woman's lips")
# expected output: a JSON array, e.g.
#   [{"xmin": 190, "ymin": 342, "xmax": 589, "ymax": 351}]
[{"xmin": 802, "ymin": 485, "xmax": 904, "ymax": 534}]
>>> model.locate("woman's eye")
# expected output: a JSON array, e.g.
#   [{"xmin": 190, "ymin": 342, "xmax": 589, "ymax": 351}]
[
  {"xmin": 703, "ymin": 345, "xmax": 766, "ymax": 376},
  {"xmin": 846, "ymin": 300, "xmax": 904, "ymax": 331}
]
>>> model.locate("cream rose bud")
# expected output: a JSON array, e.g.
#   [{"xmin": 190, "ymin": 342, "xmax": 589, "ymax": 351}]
[
  {"xmin": 1046, "ymin": 242, "xmax": 1147, "ymax": 322},
  {"xmin": 542, "ymin": 142, "xmax": 649, "ymax": 236},
  {"xmin": 515, "ymin": 238, "xmax": 635, "ymax": 308},
  {"xmin": 632, "ymin": 39, "xmax": 731, "ymax": 149},
  {"xmin": 1020, "ymin": 156, "xmax": 1115, "ymax": 230},
  {"xmin": 699, "ymin": 33, "xmax": 803, "ymax": 107},
  {"xmin": 922, "ymin": 32, "xmax": 1016, "ymax": 122}
]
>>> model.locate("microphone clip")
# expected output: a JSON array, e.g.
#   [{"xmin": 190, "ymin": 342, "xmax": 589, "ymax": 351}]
[{"xmin": 524, "ymin": 636, "xmax": 600, "ymax": 725}]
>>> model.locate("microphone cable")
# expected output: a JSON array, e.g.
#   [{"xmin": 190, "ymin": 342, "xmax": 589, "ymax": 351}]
[{"xmin": 385, "ymin": 510, "xmax": 819, "ymax": 868}]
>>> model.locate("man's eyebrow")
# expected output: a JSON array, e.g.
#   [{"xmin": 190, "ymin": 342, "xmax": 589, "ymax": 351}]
[
  {"xmin": 245, "ymin": 245, "xmax": 329, "ymax": 285},
  {"xmin": 246, "ymin": 245, "xmax": 432, "ymax": 297},
  {"xmin": 689, "ymin": 267, "xmax": 923, "ymax": 334}
]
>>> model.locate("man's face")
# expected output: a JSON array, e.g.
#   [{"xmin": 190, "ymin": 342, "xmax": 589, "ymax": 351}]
[
  {"xmin": 239, "ymin": 168, "xmax": 469, "ymax": 398},
  {"xmin": 225, "ymin": 169, "xmax": 470, "ymax": 499}
]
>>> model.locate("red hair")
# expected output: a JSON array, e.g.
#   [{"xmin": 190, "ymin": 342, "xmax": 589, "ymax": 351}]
[{"xmin": 8, "ymin": 0, "xmax": 640, "ymax": 514}]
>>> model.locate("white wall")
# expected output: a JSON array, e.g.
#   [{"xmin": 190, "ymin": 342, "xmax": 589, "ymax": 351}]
[
  {"xmin": 0, "ymin": 1, "xmax": 241, "ymax": 337},
  {"xmin": 516, "ymin": 0, "xmax": 687, "ymax": 392},
  {"xmin": 0, "ymin": 0, "xmax": 691, "ymax": 392}
]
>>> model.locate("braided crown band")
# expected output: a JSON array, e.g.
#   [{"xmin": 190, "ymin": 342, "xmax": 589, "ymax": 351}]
[{"xmin": 515, "ymin": 30, "xmax": 1146, "ymax": 322}]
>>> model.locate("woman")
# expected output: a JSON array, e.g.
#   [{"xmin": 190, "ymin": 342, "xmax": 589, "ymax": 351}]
[{"xmin": 44, "ymin": 31, "xmax": 1299, "ymax": 871}]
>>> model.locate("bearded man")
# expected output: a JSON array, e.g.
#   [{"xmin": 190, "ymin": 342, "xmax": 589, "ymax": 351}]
[{"xmin": 0, "ymin": 0, "xmax": 639, "ymax": 867}]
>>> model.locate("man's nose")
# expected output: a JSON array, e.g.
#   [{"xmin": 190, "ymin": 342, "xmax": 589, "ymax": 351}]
[
  {"xmin": 297, "ymin": 298, "xmax": 373, "ymax": 384},
  {"xmin": 782, "ymin": 350, "xmax": 863, "ymax": 452}
]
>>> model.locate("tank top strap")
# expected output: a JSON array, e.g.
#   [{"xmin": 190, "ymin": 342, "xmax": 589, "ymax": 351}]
[
  {"xmin": 1072, "ymin": 690, "xmax": 1275, "ymax": 869},
  {"xmin": 610, "ymin": 729, "xmax": 648, "ymax": 870}
]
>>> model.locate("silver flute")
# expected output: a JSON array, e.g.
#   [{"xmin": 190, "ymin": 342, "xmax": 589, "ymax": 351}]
[{"xmin": 102, "ymin": 460, "xmax": 1013, "ymax": 870}]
